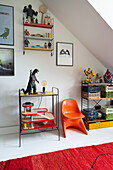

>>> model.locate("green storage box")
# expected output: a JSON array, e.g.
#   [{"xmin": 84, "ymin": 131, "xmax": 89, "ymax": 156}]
[
  {"xmin": 101, "ymin": 91, "xmax": 113, "ymax": 98},
  {"xmin": 103, "ymin": 113, "xmax": 113, "ymax": 120}
]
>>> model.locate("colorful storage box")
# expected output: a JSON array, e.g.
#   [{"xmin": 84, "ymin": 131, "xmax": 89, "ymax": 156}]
[
  {"xmin": 100, "ymin": 106, "xmax": 113, "ymax": 114},
  {"xmin": 101, "ymin": 85, "xmax": 113, "ymax": 92},
  {"xmin": 84, "ymin": 120, "xmax": 113, "ymax": 130},
  {"xmin": 103, "ymin": 113, "xmax": 113, "ymax": 120},
  {"xmin": 101, "ymin": 91, "xmax": 113, "ymax": 98},
  {"xmin": 100, "ymin": 106, "xmax": 113, "ymax": 120},
  {"xmin": 82, "ymin": 85, "xmax": 100, "ymax": 93},
  {"xmin": 82, "ymin": 91, "xmax": 101, "ymax": 99}
]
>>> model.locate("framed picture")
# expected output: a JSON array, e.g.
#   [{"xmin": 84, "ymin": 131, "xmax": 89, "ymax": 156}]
[
  {"xmin": 0, "ymin": 4, "xmax": 14, "ymax": 45},
  {"xmin": 56, "ymin": 42, "xmax": 73, "ymax": 66},
  {"xmin": 0, "ymin": 48, "xmax": 14, "ymax": 76}
]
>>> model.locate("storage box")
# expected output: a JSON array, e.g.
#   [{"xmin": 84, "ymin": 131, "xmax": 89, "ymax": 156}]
[
  {"xmin": 103, "ymin": 113, "xmax": 113, "ymax": 120},
  {"xmin": 84, "ymin": 119, "xmax": 113, "ymax": 130},
  {"xmin": 82, "ymin": 91, "xmax": 101, "ymax": 99},
  {"xmin": 100, "ymin": 106, "xmax": 113, "ymax": 114},
  {"xmin": 101, "ymin": 91, "xmax": 113, "ymax": 98},
  {"xmin": 100, "ymin": 106, "xmax": 113, "ymax": 120},
  {"xmin": 82, "ymin": 85, "xmax": 100, "ymax": 93},
  {"xmin": 101, "ymin": 85, "xmax": 113, "ymax": 92}
]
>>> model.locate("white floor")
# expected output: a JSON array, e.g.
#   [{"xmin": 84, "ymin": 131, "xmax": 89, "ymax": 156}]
[{"xmin": 0, "ymin": 126, "xmax": 113, "ymax": 162}]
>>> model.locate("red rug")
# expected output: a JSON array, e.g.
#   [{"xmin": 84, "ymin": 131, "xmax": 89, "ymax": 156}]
[{"xmin": 1, "ymin": 142, "xmax": 113, "ymax": 170}]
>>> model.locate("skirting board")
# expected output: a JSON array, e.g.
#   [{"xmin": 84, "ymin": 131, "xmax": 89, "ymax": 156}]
[{"xmin": 0, "ymin": 125, "xmax": 19, "ymax": 135}]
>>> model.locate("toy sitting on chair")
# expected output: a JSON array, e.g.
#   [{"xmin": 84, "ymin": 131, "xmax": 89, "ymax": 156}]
[
  {"xmin": 84, "ymin": 68, "xmax": 95, "ymax": 83},
  {"xmin": 21, "ymin": 69, "xmax": 39, "ymax": 95}
]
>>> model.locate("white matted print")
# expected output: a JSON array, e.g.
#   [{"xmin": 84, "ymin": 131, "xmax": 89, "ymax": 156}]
[{"xmin": 56, "ymin": 42, "xmax": 73, "ymax": 66}]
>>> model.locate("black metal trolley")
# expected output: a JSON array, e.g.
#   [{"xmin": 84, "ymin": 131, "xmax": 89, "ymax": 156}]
[{"xmin": 19, "ymin": 87, "xmax": 60, "ymax": 147}]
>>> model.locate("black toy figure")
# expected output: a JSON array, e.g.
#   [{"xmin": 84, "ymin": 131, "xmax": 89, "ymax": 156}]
[
  {"xmin": 21, "ymin": 69, "xmax": 39, "ymax": 95},
  {"xmin": 23, "ymin": 4, "xmax": 38, "ymax": 23}
]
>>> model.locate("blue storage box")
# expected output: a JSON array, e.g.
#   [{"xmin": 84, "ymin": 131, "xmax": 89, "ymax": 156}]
[{"xmin": 82, "ymin": 85, "xmax": 101, "ymax": 93}]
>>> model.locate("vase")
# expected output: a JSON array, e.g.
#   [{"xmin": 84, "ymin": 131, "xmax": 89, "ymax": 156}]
[{"xmin": 104, "ymin": 69, "xmax": 112, "ymax": 83}]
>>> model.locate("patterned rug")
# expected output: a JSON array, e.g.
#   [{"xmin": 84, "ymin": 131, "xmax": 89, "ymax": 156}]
[{"xmin": 0, "ymin": 142, "xmax": 113, "ymax": 170}]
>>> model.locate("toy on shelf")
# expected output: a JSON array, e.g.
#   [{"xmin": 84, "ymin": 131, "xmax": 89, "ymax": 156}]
[
  {"xmin": 95, "ymin": 73, "xmax": 104, "ymax": 83},
  {"xmin": 21, "ymin": 69, "xmax": 39, "ymax": 95},
  {"xmin": 35, "ymin": 18, "xmax": 38, "ymax": 23},
  {"xmin": 44, "ymin": 42, "xmax": 47, "ymax": 48},
  {"xmin": 31, "ymin": 45, "xmax": 44, "ymax": 48},
  {"xmin": 22, "ymin": 104, "xmax": 55, "ymax": 129},
  {"xmin": 48, "ymin": 42, "xmax": 52, "ymax": 48},
  {"xmin": 84, "ymin": 68, "xmax": 95, "ymax": 83},
  {"xmin": 104, "ymin": 69, "xmax": 112, "ymax": 83},
  {"xmin": 22, "ymin": 102, "xmax": 34, "ymax": 129},
  {"xmin": 30, "ymin": 33, "xmax": 45, "ymax": 37},
  {"xmin": 23, "ymin": 4, "xmax": 38, "ymax": 23},
  {"xmin": 24, "ymin": 29, "xmax": 30, "ymax": 36},
  {"xmin": 39, "ymin": 5, "xmax": 47, "ymax": 24},
  {"xmin": 24, "ymin": 38, "xmax": 30, "ymax": 47},
  {"xmin": 45, "ymin": 15, "xmax": 52, "ymax": 25}
]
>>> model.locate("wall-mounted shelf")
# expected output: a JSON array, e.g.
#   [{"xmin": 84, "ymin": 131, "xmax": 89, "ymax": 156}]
[
  {"xmin": 23, "ymin": 17, "xmax": 54, "ymax": 56},
  {"xmin": 24, "ymin": 22, "xmax": 53, "ymax": 29},
  {"xmin": 24, "ymin": 47, "xmax": 53, "ymax": 51},
  {"xmin": 25, "ymin": 35, "xmax": 53, "ymax": 41}
]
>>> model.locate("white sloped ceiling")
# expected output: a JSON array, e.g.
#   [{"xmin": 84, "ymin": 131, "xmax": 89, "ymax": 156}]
[{"xmin": 41, "ymin": 0, "xmax": 113, "ymax": 71}]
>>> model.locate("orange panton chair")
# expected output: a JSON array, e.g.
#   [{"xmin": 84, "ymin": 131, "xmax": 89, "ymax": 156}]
[{"xmin": 61, "ymin": 99, "xmax": 88, "ymax": 137}]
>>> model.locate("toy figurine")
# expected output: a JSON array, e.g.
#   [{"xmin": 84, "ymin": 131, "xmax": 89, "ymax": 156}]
[
  {"xmin": 95, "ymin": 73, "xmax": 100, "ymax": 83},
  {"xmin": 24, "ymin": 29, "xmax": 30, "ymax": 36},
  {"xmin": 24, "ymin": 38, "xmax": 30, "ymax": 47},
  {"xmin": 48, "ymin": 42, "xmax": 51, "ymax": 48},
  {"xmin": 44, "ymin": 42, "xmax": 47, "ymax": 48},
  {"xmin": 23, "ymin": 4, "xmax": 38, "ymax": 23},
  {"xmin": 21, "ymin": 69, "xmax": 39, "ymax": 95},
  {"xmin": 35, "ymin": 18, "xmax": 38, "ymax": 23},
  {"xmin": 84, "ymin": 68, "xmax": 95, "ymax": 83}
]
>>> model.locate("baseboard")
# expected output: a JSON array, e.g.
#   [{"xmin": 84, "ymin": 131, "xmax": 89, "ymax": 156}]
[{"xmin": 0, "ymin": 125, "xmax": 19, "ymax": 135}]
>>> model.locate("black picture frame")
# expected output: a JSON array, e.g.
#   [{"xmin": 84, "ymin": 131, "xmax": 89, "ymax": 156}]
[
  {"xmin": 56, "ymin": 42, "xmax": 73, "ymax": 66},
  {"xmin": 0, "ymin": 48, "xmax": 14, "ymax": 76},
  {"xmin": 0, "ymin": 4, "xmax": 14, "ymax": 46}
]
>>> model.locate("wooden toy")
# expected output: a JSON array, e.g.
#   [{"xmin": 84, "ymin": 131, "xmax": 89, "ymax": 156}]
[
  {"xmin": 22, "ymin": 102, "xmax": 34, "ymax": 129},
  {"xmin": 45, "ymin": 16, "xmax": 52, "ymax": 25},
  {"xmin": 84, "ymin": 68, "xmax": 95, "ymax": 83},
  {"xmin": 39, "ymin": 5, "xmax": 47, "ymax": 24},
  {"xmin": 22, "ymin": 103, "xmax": 55, "ymax": 129}
]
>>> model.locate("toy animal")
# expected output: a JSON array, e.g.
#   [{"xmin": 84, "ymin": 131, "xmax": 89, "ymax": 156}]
[
  {"xmin": 23, "ymin": 4, "xmax": 38, "ymax": 23},
  {"xmin": 21, "ymin": 69, "xmax": 39, "ymax": 95},
  {"xmin": 84, "ymin": 68, "xmax": 95, "ymax": 83}
]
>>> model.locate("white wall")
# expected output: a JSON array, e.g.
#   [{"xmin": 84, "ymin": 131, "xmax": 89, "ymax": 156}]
[
  {"xmin": 0, "ymin": 0, "xmax": 106, "ymax": 129},
  {"xmin": 88, "ymin": 0, "xmax": 113, "ymax": 29}
]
